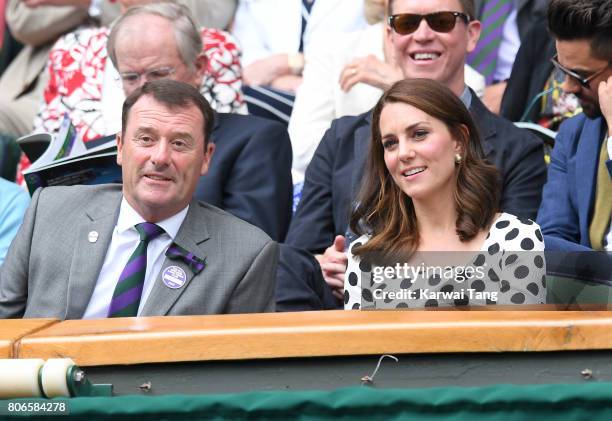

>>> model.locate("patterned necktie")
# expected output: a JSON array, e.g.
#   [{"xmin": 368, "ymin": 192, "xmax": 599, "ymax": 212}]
[
  {"xmin": 299, "ymin": 0, "xmax": 315, "ymax": 52},
  {"xmin": 467, "ymin": 0, "xmax": 513, "ymax": 85},
  {"xmin": 108, "ymin": 222, "xmax": 165, "ymax": 318}
]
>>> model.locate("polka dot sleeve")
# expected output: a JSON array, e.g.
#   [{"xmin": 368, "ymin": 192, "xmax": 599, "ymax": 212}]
[
  {"xmin": 484, "ymin": 213, "xmax": 547, "ymax": 305},
  {"xmin": 344, "ymin": 235, "xmax": 369, "ymax": 310}
]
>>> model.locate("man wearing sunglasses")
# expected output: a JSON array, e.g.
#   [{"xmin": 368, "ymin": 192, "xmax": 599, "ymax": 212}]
[
  {"xmin": 537, "ymin": 0, "xmax": 612, "ymax": 253},
  {"xmin": 276, "ymin": 0, "xmax": 547, "ymax": 310}
]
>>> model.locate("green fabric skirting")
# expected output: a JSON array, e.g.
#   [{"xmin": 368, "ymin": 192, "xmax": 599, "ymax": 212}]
[{"xmin": 3, "ymin": 382, "xmax": 612, "ymax": 420}]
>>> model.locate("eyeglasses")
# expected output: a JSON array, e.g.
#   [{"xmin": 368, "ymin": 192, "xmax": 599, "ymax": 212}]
[
  {"xmin": 550, "ymin": 54, "xmax": 610, "ymax": 89},
  {"xmin": 117, "ymin": 66, "xmax": 176, "ymax": 86},
  {"xmin": 388, "ymin": 11, "xmax": 471, "ymax": 35}
]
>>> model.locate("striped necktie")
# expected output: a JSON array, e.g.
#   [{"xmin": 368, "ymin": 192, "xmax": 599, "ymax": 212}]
[
  {"xmin": 299, "ymin": 0, "xmax": 315, "ymax": 52},
  {"xmin": 468, "ymin": 0, "xmax": 513, "ymax": 84},
  {"xmin": 108, "ymin": 223, "xmax": 165, "ymax": 318}
]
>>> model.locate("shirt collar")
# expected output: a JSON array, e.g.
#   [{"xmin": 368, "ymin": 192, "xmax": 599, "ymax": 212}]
[
  {"xmin": 116, "ymin": 197, "xmax": 189, "ymax": 240},
  {"xmin": 459, "ymin": 85, "xmax": 472, "ymax": 109}
]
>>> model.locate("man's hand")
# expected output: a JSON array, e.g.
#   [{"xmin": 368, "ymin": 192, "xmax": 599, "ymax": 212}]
[
  {"xmin": 598, "ymin": 76, "xmax": 612, "ymax": 135},
  {"xmin": 315, "ymin": 235, "xmax": 347, "ymax": 301},
  {"xmin": 339, "ymin": 54, "xmax": 402, "ymax": 93},
  {"xmin": 22, "ymin": 0, "xmax": 90, "ymax": 7}
]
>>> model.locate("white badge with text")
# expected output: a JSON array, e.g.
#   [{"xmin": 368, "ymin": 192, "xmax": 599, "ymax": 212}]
[{"xmin": 162, "ymin": 266, "xmax": 187, "ymax": 289}]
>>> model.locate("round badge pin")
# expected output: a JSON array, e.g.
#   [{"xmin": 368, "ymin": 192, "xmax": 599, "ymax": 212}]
[
  {"xmin": 88, "ymin": 231, "xmax": 99, "ymax": 243},
  {"xmin": 162, "ymin": 266, "xmax": 187, "ymax": 289}
]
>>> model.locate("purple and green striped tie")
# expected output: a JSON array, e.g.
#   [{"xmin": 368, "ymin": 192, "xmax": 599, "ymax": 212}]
[
  {"xmin": 108, "ymin": 222, "xmax": 165, "ymax": 318},
  {"xmin": 467, "ymin": 0, "xmax": 513, "ymax": 85}
]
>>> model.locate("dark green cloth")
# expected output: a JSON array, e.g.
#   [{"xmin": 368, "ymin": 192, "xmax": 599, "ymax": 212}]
[{"xmin": 5, "ymin": 382, "xmax": 612, "ymax": 420}]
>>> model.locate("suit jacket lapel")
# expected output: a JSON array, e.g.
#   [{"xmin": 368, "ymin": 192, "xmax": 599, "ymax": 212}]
[
  {"xmin": 469, "ymin": 95, "xmax": 495, "ymax": 157},
  {"xmin": 352, "ymin": 112, "xmax": 372, "ymax": 199},
  {"xmin": 65, "ymin": 192, "xmax": 121, "ymax": 319},
  {"xmin": 516, "ymin": 0, "xmax": 530, "ymax": 12},
  {"xmin": 577, "ymin": 117, "xmax": 605, "ymax": 239},
  {"xmin": 141, "ymin": 201, "xmax": 211, "ymax": 316}
]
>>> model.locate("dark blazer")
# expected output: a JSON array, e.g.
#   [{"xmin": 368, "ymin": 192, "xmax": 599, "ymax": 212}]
[
  {"xmin": 500, "ymin": 18, "xmax": 556, "ymax": 123},
  {"xmin": 277, "ymin": 93, "xmax": 546, "ymax": 311},
  {"xmin": 195, "ymin": 113, "xmax": 293, "ymax": 242}
]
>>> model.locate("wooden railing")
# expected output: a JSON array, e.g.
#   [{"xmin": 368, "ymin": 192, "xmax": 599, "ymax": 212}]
[{"xmin": 3, "ymin": 309, "xmax": 612, "ymax": 366}]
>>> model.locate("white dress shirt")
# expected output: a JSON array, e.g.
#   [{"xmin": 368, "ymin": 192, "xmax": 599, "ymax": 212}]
[{"xmin": 83, "ymin": 198, "xmax": 188, "ymax": 319}]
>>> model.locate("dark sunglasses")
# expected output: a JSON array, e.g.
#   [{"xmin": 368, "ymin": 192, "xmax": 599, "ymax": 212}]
[
  {"xmin": 388, "ymin": 11, "xmax": 471, "ymax": 35},
  {"xmin": 550, "ymin": 54, "xmax": 610, "ymax": 89}
]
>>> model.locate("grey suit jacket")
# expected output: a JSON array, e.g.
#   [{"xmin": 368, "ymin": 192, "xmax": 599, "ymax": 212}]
[{"xmin": 0, "ymin": 184, "xmax": 277, "ymax": 319}]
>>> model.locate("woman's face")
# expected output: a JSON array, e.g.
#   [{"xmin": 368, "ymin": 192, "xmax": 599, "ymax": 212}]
[{"xmin": 380, "ymin": 101, "xmax": 461, "ymax": 201}]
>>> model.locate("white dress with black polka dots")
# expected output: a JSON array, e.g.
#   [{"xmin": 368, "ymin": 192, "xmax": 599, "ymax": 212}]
[{"xmin": 344, "ymin": 213, "xmax": 546, "ymax": 310}]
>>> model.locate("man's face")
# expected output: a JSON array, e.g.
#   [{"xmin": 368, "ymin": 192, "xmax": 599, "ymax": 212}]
[
  {"xmin": 114, "ymin": 14, "xmax": 204, "ymax": 96},
  {"xmin": 387, "ymin": 0, "xmax": 480, "ymax": 95},
  {"xmin": 555, "ymin": 39, "xmax": 611, "ymax": 119},
  {"xmin": 116, "ymin": 95, "xmax": 214, "ymax": 222}
]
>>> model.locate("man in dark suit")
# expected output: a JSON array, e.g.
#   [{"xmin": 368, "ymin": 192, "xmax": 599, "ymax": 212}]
[
  {"xmin": 277, "ymin": 0, "xmax": 547, "ymax": 311},
  {"xmin": 108, "ymin": 3, "xmax": 292, "ymax": 242},
  {"xmin": 199, "ymin": 113, "xmax": 292, "ymax": 242},
  {"xmin": 499, "ymin": 18, "xmax": 556, "ymax": 124},
  {"xmin": 0, "ymin": 80, "xmax": 278, "ymax": 319}
]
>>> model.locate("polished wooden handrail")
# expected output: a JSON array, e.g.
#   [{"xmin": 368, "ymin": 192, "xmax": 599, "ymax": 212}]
[
  {"xmin": 12, "ymin": 309, "xmax": 612, "ymax": 366},
  {"xmin": 0, "ymin": 319, "xmax": 58, "ymax": 358}
]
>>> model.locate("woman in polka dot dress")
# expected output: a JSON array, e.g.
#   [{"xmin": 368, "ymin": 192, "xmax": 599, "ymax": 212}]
[{"xmin": 344, "ymin": 79, "xmax": 546, "ymax": 310}]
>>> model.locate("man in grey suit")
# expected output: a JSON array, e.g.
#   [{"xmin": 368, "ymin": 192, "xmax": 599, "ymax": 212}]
[{"xmin": 0, "ymin": 79, "xmax": 278, "ymax": 319}]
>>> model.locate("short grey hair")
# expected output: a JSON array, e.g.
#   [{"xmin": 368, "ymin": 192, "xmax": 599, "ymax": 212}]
[{"xmin": 107, "ymin": 2, "xmax": 203, "ymax": 72}]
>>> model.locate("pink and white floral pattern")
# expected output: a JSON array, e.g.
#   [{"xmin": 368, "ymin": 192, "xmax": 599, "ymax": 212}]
[{"xmin": 33, "ymin": 26, "xmax": 245, "ymax": 143}]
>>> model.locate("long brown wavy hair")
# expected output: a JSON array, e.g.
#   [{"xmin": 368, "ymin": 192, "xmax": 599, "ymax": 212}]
[{"xmin": 350, "ymin": 78, "xmax": 500, "ymax": 259}]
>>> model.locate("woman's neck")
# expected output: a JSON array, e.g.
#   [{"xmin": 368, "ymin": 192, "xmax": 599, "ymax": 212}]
[{"xmin": 412, "ymin": 193, "xmax": 460, "ymax": 250}]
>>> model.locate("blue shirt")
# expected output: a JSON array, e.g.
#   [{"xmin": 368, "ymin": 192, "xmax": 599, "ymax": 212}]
[{"xmin": 0, "ymin": 179, "xmax": 30, "ymax": 265}]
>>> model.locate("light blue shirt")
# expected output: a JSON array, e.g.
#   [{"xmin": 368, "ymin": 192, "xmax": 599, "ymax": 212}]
[{"xmin": 0, "ymin": 179, "xmax": 30, "ymax": 266}]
